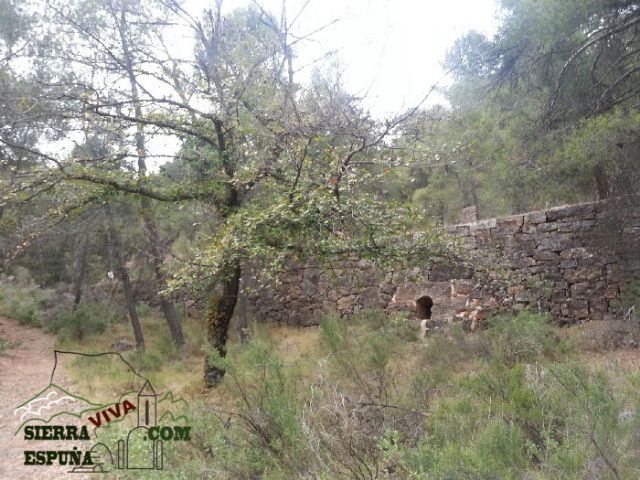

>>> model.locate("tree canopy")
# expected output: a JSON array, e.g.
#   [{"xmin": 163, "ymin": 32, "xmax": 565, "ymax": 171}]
[{"xmin": 0, "ymin": 0, "xmax": 449, "ymax": 384}]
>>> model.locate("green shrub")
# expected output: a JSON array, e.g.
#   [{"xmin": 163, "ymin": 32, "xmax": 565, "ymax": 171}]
[
  {"xmin": 128, "ymin": 349, "xmax": 163, "ymax": 373},
  {"xmin": 320, "ymin": 311, "xmax": 396, "ymax": 402},
  {"xmin": 423, "ymin": 323, "xmax": 489, "ymax": 368},
  {"xmin": 212, "ymin": 339, "xmax": 309, "ymax": 478},
  {"xmin": 620, "ymin": 279, "xmax": 640, "ymax": 310},
  {"xmin": 319, "ymin": 312, "xmax": 347, "ymax": 352},
  {"xmin": 573, "ymin": 319, "xmax": 640, "ymax": 352},
  {"xmin": 184, "ymin": 310, "xmax": 640, "ymax": 478},
  {"xmin": 0, "ymin": 336, "xmax": 19, "ymax": 352},
  {"xmin": 349, "ymin": 308, "xmax": 418, "ymax": 341},
  {"xmin": 483, "ymin": 311, "xmax": 571, "ymax": 366},
  {"xmin": 0, "ymin": 283, "xmax": 55, "ymax": 327},
  {"xmin": 351, "ymin": 307, "xmax": 388, "ymax": 330},
  {"xmin": 135, "ymin": 302, "xmax": 151, "ymax": 318},
  {"xmin": 74, "ymin": 308, "xmax": 634, "ymax": 478},
  {"xmin": 48, "ymin": 302, "xmax": 115, "ymax": 341}
]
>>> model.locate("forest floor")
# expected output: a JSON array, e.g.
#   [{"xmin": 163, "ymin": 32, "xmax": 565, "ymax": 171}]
[
  {"xmin": 0, "ymin": 316, "xmax": 78, "ymax": 479},
  {"xmin": 3, "ymin": 310, "xmax": 640, "ymax": 479},
  {"xmin": 0, "ymin": 312, "xmax": 320, "ymax": 479}
]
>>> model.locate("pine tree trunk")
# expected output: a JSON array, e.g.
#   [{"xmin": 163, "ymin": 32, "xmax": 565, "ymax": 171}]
[
  {"xmin": 141, "ymin": 208, "xmax": 185, "ymax": 347},
  {"xmin": 106, "ymin": 207, "xmax": 145, "ymax": 350},
  {"xmin": 117, "ymin": 8, "xmax": 185, "ymax": 348},
  {"xmin": 119, "ymin": 261, "xmax": 145, "ymax": 350},
  {"xmin": 72, "ymin": 234, "xmax": 89, "ymax": 310},
  {"xmin": 594, "ymin": 162, "xmax": 610, "ymax": 199},
  {"xmin": 204, "ymin": 260, "xmax": 241, "ymax": 386}
]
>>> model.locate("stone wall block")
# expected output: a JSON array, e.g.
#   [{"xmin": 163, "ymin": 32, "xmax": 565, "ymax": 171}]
[
  {"xmin": 560, "ymin": 259, "xmax": 578, "ymax": 269},
  {"xmin": 546, "ymin": 203, "xmax": 596, "ymax": 222},
  {"xmin": 551, "ymin": 290, "xmax": 568, "ymax": 302},
  {"xmin": 337, "ymin": 295, "xmax": 357, "ymax": 311},
  {"xmin": 563, "ymin": 266, "xmax": 604, "ymax": 282},
  {"xmin": 604, "ymin": 284, "xmax": 619, "ymax": 299},
  {"xmin": 537, "ymin": 222, "xmax": 559, "ymax": 233},
  {"xmin": 246, "ymin": 199, "xmax": 639, "ymax": 326},
  {"xmin": 513, "ymin": 256, "xmax": 537, "ymax": 269},
  {"xmin": 499, "ymin": 234, "xmax": 519, "ymax": 249},
  {"xmin": 451, "ymin": 279, "xmax": 474, "ymax": 296},
  {"xmin": 540, "ymin": 269, "xmax": 563, "ymax": 282},
  {"xmin": 559, "ymin": 247, "xmax": 592, "ymax": 260},
  {"xmin": 533, "ymin": 250, "xmax": 559, "ymax": 262},
  {"xmin": 557, "ymin": 220, "xmax": 596, "ymax": 233},
  {"xmin": 430, "ymin": 264, "xmax": 473, "ymax": 281},
  {"xmin": 469, "ymin": 218, "xmax": 497, "ymax": 232},
  {"xmin": 391, "ymin": 281, "xmax": 451, "ymax": 303},
  {"xmin": 515, "ymin": 290, "xmax": 539, "ymax": 303},
  {"xmin": 495, "ymin": 215, "xmax": 524, "ymax": 234},
  {"xmin": 566, "ymin": 299, "xmax": 590, "ymax": 319},
  {"xmin": 524, "ymin": 211, "xmax": 547, "ymax": 224},
  {"xmin": 508, "ymin": 285, "xmax": 525, "ymax": 295},
  {"xmin": 536, "ymin": 234, "xmax": 571, "ymax": 252},
  {"xmin": 589, "ymin": 298, "xmax": 608, "ymax": 313},
  {"xmin": 570, "ymin": 282, "xmax": 590, "ymax": 298},
  {"xmin": 358, "ymin": 287, "xmax": 387, "ymax": 309}
]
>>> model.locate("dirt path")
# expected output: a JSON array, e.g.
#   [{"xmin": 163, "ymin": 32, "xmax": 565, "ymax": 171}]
[{"xmin": 0, "ymin": 316, "xmax": 76, "ymax": 479}]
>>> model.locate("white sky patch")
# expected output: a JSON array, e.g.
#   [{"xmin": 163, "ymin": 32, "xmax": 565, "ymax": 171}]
[
  {"xmin": 38, "ymin": 0, "xmax": 501, "ymax": 170},
  {"xmin": 184, "ymin": 0, "xmax": 501, "ymax": 116},
  {"xmin": 144, "ymin": 0, "xmax": 500, "ymax": 170}
]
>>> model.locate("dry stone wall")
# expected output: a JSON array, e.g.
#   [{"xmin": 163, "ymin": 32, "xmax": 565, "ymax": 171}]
[{"xmin": 246, "ymin": 200, "xmax": 640, "ymax": 327}]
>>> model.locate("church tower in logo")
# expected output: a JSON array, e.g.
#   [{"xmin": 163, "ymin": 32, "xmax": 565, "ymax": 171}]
[
  {"xmin": 137, "ymin": 380, "xmax": 157, "ymax": 427},
  {"xmin": 117, "ymin": 380, "xmax": 163, "ymax": 470}
]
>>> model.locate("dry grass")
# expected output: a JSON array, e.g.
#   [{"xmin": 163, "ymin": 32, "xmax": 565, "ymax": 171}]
[
  {"xmin": 57, "ymin": 312, "xmax": 332, "ymax": 418},
  {"xmin": 54, "ymin": 310, "xmax": 640, "ymax": 478},
  {"xmin": 560, "ymin": 319, "xmax": 640, "ymax": 353},
  {"xmin": 255, "ymin": 322, "xmax": 322, "ymax": 363}
]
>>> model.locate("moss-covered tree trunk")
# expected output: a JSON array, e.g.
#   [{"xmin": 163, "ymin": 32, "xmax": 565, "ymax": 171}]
[
  {"xmin": 204, "ymin": 260, "xmax": 241, "ymax": 385},
  {"xmin": 203, "ymin": 116, "xmax": 241, "ymax": 386}
]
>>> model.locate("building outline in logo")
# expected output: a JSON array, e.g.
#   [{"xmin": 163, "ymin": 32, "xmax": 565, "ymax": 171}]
[{"xmin": 15, "ymin": 350, "xmax": 190, "ymax": 474}]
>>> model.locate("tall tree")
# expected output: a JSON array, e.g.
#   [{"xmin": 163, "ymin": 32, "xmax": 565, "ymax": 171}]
[
  {"xmin": 401, "ymin": 0, "xmax": 640, "ymax": 220},
  {"xmin": 105, "ymin": 203, "xmax": 145, "ymax": 350},
  {"xmin": 1, "ymin": 0, "xmax": 448, "ymax": 385}
]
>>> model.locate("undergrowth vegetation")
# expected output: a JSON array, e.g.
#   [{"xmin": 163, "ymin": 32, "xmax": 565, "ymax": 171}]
[
  {"xmin": 6, "ymin": 297, "xmax": 640, "ymax": 479},
  {"xmin": 0, "ymin": 280, "xmax": 54, "ymax": 327},
  {"xmin": 164, "ymin": 310, "xmax": 640, "ymax": 479},
  {"xmin": 165, "ymin": 311, "xmax": 640, "ymax": 479},
  {"xmin": 46, "ymin": 302, "xmax": 115, "ymax": 341},
  {"xmin": 0, "ymin": 275, "xmax": 127, "ymax": 340}
]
